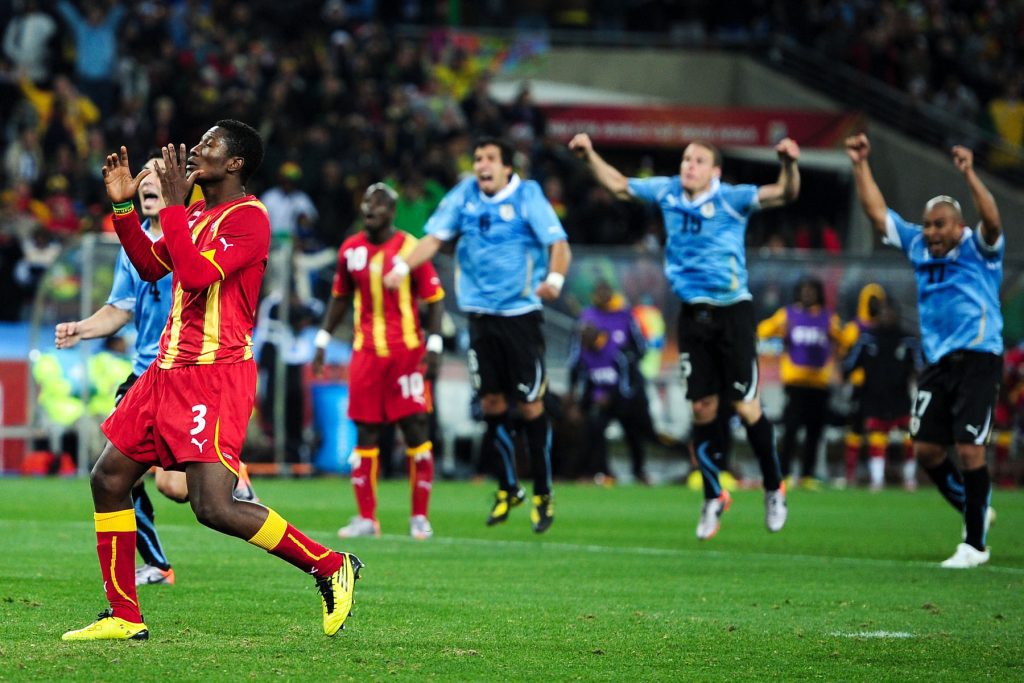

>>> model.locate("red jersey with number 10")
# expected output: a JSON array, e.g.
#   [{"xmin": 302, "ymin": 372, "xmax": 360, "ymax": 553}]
[
  {"xmin": 332, "ymin": 230, "xmax": 444, "ymax": 357},
  {"xmin": 155, "ymin": 196, "xmax": 270, "ymax": 368}
]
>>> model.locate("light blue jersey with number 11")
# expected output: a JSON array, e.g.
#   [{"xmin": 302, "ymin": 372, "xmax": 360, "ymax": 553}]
[
  {"xmin": 885, "ymin": 209, "xmax": 1003, "ymax": 364},
  {"xmin": 628, "ymin": 176, "xmax": 760, "ymax": 306}
]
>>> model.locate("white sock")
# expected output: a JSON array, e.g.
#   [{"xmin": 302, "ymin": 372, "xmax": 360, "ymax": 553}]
[
  {"xmin": 869, "ymin": 456, "xmax": 885, "ymax": 487},
  {"xmin": 902, "ymin": 458, "xmax": 917, "ymax": 484}
]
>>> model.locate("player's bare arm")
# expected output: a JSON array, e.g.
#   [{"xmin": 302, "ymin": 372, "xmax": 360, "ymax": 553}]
[
  {"xmin": 845, "ymin": 134, "xmax": 889, "ymax": 236},
  {"xmin": 102, "ymin": 146, "xmax": 151, "ymax": 204},
  {"xmin": 54, "ymin": 305, "xmax": 133, "ymax": 349},
  {"xmin": 953, "ymin": 145, "xmax": 1002, "ymax": 245},
  {"xmin": 312, "ymin": 293, "xmax": 353, "ymax": 376},
  {"xmin": 156, "ymin": 143, "xmax": 202, "ymax": 207},
  {"xmin": 569, "ymin": 133, "xmax": 630, "ymax": 199},
  {"xmin": 536, "ymin": 240, "xmax": 571, "ymax": 301},
  {"xmin": 757, "ymin": 137, "xmax": 801, "ymax": 209},
  {"xmin": 383, "ymin": 235, "xmax": 443, "ymax": 290}
]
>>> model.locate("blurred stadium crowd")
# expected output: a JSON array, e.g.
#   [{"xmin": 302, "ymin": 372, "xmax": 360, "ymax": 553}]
[{"xmin": 3, "ymin": 1, "xmax": 1023, "ymax": 320}]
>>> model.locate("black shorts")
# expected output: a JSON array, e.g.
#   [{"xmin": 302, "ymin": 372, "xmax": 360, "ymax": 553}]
[
  {"xmin": 677, "ymin": 300, "xmax": 758, "ymax": 402},
  {"xmin": 468, "ymin": 311, "xmax": 547, "ymax": 403},
  {"xmin": 911, "ymin": 351, "xmax": 1001, "ymax": 445},
  {"xmin": 114, "ymin": 373, "xmax": 140, "ymax": 406}
]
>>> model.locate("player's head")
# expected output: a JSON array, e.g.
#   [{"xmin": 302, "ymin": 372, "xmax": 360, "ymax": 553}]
[
  {"xmin": 794, "ymin": 276, "xmax": 824, "ymax": 308},
  {"xmin": 679, "ymin": 141, "xmax": 722, "ymax": 195},
  {"xmin": 591, "ymin": 279, "xmax": 615, "ymax": 309},
  {"xmin": 361, "ymin": 182, "xmax": 398, "ymax": 237},
  {"xmin": 921, "ymin": 194, "xmax": 964, "ymax": 257},
  {"xmin": 189, "ymin": 119, "xmax": 264, "ymax": 187},
  {"xmin": 138, "ymin": 151, "xmax": 167, "ymax": 218},
  {"xmin": 472, "ymin": 136, "xmax": 514, "ymax": 196}
]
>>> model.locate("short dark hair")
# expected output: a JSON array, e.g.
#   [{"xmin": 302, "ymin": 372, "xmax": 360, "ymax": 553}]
[
  {"xmin": 684, "ymin": 140, "xmax": 722, "ymax": 168},
  {"xmin": 794, "ymin": 276, "xmax": 825, "ymax": 306},
  {"xmin": 215, "ymin": 119, "xmax": 263, "ymax": 183},
  {"xmin": 473, "ymin": 136, "xmax": 514, "ymax": 168}
]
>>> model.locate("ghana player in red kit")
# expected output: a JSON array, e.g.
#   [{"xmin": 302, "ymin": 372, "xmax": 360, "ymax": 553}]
[
  {"xmin": 63, "ymin": 121, "xmax": 361, "ymax": 642},
  {"xmin": 313, "ymin": 183, "xmax": 445, "ymax": 540}
]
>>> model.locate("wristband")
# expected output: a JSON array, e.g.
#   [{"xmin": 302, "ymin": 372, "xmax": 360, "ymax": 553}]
[
  {"xmin": 426, "ymin": 334, "xmax": 444, "ymax": 354},
  {"xmin": 314, "ymin": 329, "xmax": 332, "ymax": 349},
  {"xmin": 391, "ymin": 256, "xmax": 410, "ymax": 277},
  {"xmin": 544, "ymin": 271, "xmax": 565, "ymax": 294},
  {"xmin": 112, "ymin": 201, "xmax": 135, "ymax": 216}
]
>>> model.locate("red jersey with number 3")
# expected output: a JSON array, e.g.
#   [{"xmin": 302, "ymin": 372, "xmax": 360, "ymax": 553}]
[
  {"xmin": 153, "ymin": 196, "xmax": 270, "ymax": 368},
  {"xmin": 331, "ymin": 230, "xmax": 444, "ymax": 357}
]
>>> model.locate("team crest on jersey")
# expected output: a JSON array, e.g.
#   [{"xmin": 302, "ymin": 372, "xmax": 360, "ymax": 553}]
[
  {"xmin": 499, "ymin": 204, "xmax": 515, "ymax": 221},
  {"xmin": 700, "ymin": 203, "xmax": 716, "ymax": 218}
]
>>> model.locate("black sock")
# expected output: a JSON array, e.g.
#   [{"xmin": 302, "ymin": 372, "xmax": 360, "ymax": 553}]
[
  {"xmin": 962, "ymin": 466, "xmax": 991, "ymax": 551},
  {"xmin": 745, "ymin": 415, "xmax": 782, "ymax": 491},
  {"xmin": 923, "ymin": 457, "xmax": 966, "ymax": 513},
  {"xmin": 132, "ymin": 481, "xmax": 171, "ymax": 571},
  {"xmin": 484, "ymin": 413, "xmax": 518, "ymax": 491},
  {"xmin": 523, "ymin": 414, "xmax": 552, "ymax": 496},
  {"xmin": 692, "ymin": 421, "xmax": 725, "ymax": 499}
]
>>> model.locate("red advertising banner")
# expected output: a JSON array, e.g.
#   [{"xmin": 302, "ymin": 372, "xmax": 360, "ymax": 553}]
[{"xmin": 543, "ymin": 104, "xmax": 862, "ymax": 148}]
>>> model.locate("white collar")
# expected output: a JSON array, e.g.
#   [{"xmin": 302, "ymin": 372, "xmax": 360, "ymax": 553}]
[
  {"xmin": 480, "ymin": 174, "xmax": 521, "ymax": 204},
  {"xmin": 681, "ymin": 177, "xmax": 720, "ymax": 206}
]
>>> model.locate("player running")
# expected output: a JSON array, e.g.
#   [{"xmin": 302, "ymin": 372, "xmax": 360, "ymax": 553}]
[
  {"xmin": 383, "ymin": 137, "xmax": 570, "ymax": 533},
  {"xmin": 55, "ymin": 152, "xmax": 258, "ymax": 587},
  {"xmin": 847, "ymin": 133, "xmax": 1002, "ymax": 568},
  {"xmin": 63, "ymin": 121, "xmax": 360, "ymax": 642},
  {"xmin": 570, "ymin": 132, "xmax": 799, "ymax": 540}
]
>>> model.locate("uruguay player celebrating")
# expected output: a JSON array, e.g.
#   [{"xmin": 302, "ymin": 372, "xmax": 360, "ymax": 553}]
[
  {"xmin": 847, "ymin": 134, "xmax": 1003, "ymax": 568},
  {"xmin": 383, "ymin": 137, "xmax": 571, "ymax": 533},
  {"xmin": 570, "ymin": 132, "xmax": 800, "ymax": 540}
]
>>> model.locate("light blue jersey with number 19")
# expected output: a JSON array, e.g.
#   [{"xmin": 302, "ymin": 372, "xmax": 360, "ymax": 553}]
[
  {"xmin": 885, "ymin": 209, "xmax": 1003, "ymax": 364},
  {"xmin": 628, "ymin": 176, "xmax": 760, "ymax": 306}
]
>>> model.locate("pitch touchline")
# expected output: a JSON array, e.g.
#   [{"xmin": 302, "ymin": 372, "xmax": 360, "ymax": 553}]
[
  {"xmin": 15, "ymin": 520, "xmax": 1024, "ymax": 576},
  {"xmin": 377, "ymin": 532, "xmax": 1024, "ymax": 576}
]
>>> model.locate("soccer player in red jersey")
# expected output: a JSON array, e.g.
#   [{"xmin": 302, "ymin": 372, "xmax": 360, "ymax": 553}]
[
  {"xmin": 312, "ymin": 183, "xmax": 445, "ymax": 540},
  {"xmin": 63, "ymin": 120, "xmax": 361, "ymax": 642}
]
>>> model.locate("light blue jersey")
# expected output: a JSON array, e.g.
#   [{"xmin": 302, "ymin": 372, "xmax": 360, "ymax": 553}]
[
  {"xmin": 885, "ymin": 209, "xmax": 1003, "ymax": 364},
  {"xmin": 424, "ymin": 174, "xmax": 567, "ymax": 315},
  {"xmin": 106, "ymin": 220, "xmax": 173, "ymax": 376},
  {"xmin": 628, "ymin": 176, "xmax": 759, "ymax": 305}
]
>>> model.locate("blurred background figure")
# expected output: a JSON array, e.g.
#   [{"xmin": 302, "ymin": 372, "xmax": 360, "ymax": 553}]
[
  {"xmin": 567, "ymin": 280, "xmax": 653, "ymax": 485},
  {"xmin": 758, "ymin": 276, "xmax": 844, "ymax": 490},
  {"xmin": 843, "ymin": 299, "xmax": 922, "ymax": 491}
]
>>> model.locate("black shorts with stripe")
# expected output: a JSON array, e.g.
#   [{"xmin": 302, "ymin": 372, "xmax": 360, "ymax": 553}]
[
  {"xmin": 677, "ymin": 300, "xmax": 759, "ymax": 403},
  {"xmin": 468, "ymin": 311, "xmax": 547, "ymax": 403},
  {"xmin": 910, "ymin": 350, "xmax": 1001, "ymax": 445}
]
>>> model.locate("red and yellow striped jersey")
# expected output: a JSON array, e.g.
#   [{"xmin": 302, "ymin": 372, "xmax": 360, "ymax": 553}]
[
  {"xmin": 154, "ymin": 196, "xmax": 270, "ymax": 368},
  {"xmin": 331, "ymin": 230, "xmax": 444, "ymax": 357}
]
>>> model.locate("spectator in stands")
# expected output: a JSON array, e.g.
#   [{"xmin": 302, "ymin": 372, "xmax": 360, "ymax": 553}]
[
  {"xmin": 3, "ymin": 124, "xmax": 43, "ymax": 187},
  {"xmin": 55, "ymin": 0, "xmax": 126, "ymax": 116},
  {"xmin": 18, "ymin": 73, "xmax": 99, "ymax": 159},
  {"xmin": 2, "ymin": 0, "xmax": 56, "ymax": 84}
]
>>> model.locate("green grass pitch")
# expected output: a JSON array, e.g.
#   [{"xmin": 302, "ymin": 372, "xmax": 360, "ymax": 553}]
[{"xmin": 1, "ymin": 477, "xmax": 1021, "ymax": 681}]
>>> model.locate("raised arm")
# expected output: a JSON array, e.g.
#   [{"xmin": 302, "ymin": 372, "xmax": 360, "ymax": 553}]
[
  {"xmin": 568, "ymin": 133, "xmax": 631, "ymax": 199},
  {"xmin": 757, "ymin": 138, "xmax": 801, "ymax": 209},
  {"xmin": 103, "ymin": 147, "xmax": 172, "ymax": 281},
  {"xmin": 845, "ymin": 134, "xmax": 889, "ymax": 238},
  {"xmin": 952, "ymin": 146, "xmax": 1001, "ymax": 246},
  {"xmin": 54, "ymin": 305, "xmax": 132, "ymax": 349}
]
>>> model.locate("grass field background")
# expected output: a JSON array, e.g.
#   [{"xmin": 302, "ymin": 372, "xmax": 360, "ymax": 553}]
[{"xmin": 1, "ymin": 476, "xmax": 1021, "ymax": 681}]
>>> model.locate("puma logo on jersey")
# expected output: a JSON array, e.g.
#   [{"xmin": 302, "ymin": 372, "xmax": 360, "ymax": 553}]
[
  {"xmin": 219, "ymin": 237, "xmax": 234, "ymax": 251},
  {"xmin": 191, "ymin": 437, "xmax": 208, "ymax": 453}
]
